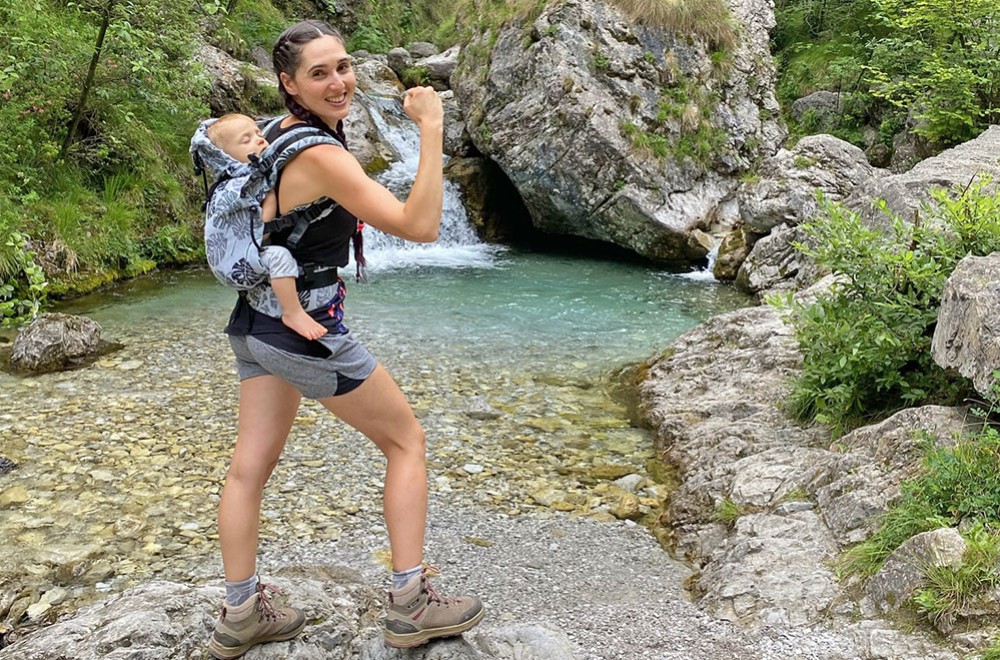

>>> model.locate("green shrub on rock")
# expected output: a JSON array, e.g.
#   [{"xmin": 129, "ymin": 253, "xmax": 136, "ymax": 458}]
[{"xmin": 774, "ymin": 179, "xmax": 1000, "ymax": 435}]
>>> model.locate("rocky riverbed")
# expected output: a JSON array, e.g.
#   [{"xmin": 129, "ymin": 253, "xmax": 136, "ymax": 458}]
[{"xmin": 0, "ymin": 268, "xmax": 961, "ymax": 659}]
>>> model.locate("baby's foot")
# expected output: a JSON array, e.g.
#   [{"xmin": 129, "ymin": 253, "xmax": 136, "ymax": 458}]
[{"xmin": 283, "ymin": 310, "xmax": 328, "ymax": 340}]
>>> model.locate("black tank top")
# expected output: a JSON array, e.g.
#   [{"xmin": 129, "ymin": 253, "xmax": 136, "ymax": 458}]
[{"xmin": 265, "ymin": 120, "xmax": 358, "ymax": 268}]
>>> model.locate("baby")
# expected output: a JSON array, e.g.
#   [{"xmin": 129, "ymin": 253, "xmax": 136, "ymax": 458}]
[{"xmin": 206, "ymin": 114, "xmax": 327, "ymax": 340}]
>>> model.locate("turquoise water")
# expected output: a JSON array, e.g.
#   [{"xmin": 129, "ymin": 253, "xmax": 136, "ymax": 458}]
[{"xmin": 65, "ymin": 248, "xmax": 748, "ymax": 376}]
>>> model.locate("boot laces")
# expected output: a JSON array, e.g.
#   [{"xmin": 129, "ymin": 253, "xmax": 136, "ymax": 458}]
[
  {"xmin": 257, "ymin": 582, "xmax": 285, "ymax": 622},
  {"xmin": 421, "ymin": 566, "xmax": 456, "ymax": 606}
]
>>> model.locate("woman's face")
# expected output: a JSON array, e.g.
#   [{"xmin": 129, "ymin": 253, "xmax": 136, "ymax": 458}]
[{"xmin": 281, "ymin": 35, "xmax": 356, "ymax": 126}]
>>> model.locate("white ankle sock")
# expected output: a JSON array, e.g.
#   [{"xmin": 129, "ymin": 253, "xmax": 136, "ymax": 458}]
[
  {"xmin": 225, "ymin": 575, "xmax": 259, "ymax": 606},
  {"xmin": 391, "ymin": 565, "xmax": 422, "ymax": 589}
]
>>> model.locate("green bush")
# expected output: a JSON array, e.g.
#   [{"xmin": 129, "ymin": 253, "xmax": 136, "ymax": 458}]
[
  {"xmin": 775, "ymin": 179, "xmax": 1000, "ymax": 435},
  {"xmin": 0, "ymin": 232, "xmax": 48, "ymax": 327}
]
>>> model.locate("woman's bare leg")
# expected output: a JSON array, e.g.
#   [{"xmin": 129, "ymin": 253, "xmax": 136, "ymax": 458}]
[
  {"xmin": 218, "ymin": 374, "xmax": 302, "ymax": 581},
  {"xmin": 319, "ymin": 364, "xmax": 426, "ymax": 571}
]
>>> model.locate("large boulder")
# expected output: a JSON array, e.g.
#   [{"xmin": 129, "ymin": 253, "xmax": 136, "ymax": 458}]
[
  {"xmin": 845, "ymin": 125, "xmax": 1000, "ymax": 230},
  {"xmin": 738, "ymin": 134, "xmax": 882, "ymax": 236},
  {"xmin": 416, "ymin": 45, "xmax": 460, "ymax": 91},
  {"xmin": 9, "ymin": 313, "xmax": 104, "ymax": 374},
  {"xmin": 453, "ymin": 0, "xmax": 784, "ymax": 265},
  {"xmin": 738, "ymin": 126, "xmax": 1000, "ymax": 295},
  {"xmin": 790, "ymin": 91, "xmax": 841, "ymax": 129},
  {"xmin": 932, "ymin": 253, "xmax": 1000, "ymax": 398}
]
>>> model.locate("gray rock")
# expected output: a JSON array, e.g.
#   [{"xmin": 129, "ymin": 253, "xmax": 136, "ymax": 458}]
[
  {"xmin": 353, "ymin": 58, "xmax": 404, "ymax": 99},
  {"xmin": 440, "ymin": 90, "xmax": 473, "ymax": 157},
  {"xmin": 861, "ymin": 528, "xmax": 966, "ymax": 616},
  {"xmin": 386, "ymin": 47, "xmax": 411, "ymax": 79},
  {"xmin": 344, "ymin": 91, "xmax": 400, "ymax": 174},
  {"xmin": 452, "ymin": 0, "xmax": 785, "ymax": 265},
  {"xmin": 815, "ymin": 406, "xmax": 972, "ymax": 545},
  {"xmin": 696, "ymin": 512, "xmax": 840, "ymax": 626},
  {"xmin": 192, "ymin": 44, "xmax": 279, "ymax": 116},
  {"xmin": 739, "ymin": 134, "xmax": 881, "ymax": 235},
  {"xmin": 415, "ymin": 46, "xmax": 460, "ymax": 91},
  {"xmin": 728, "ymin": 447, "xmax": 834, "ymax": 508},
  {"xmin": 0, "ymin": 572, "xmax": 576, "ymax": 660},
  {"xmin": 10, "ymin": 313, "xmax": 103, "ymax": 374},
  {"xmin": 407, "ymin": 41, "xmax": 439, "ymax": 59},
  {"xmin": 844, "ymin": 125, "xmax": 1000, "ymax": 231},
  {"xmin": 735, "ymin": 223, "xmax": 825, "ymax": 295},
  {"xmin": 790, "ymin": 91, "xmax": 841, "ymax": 128},
  {"xmin": 932, "ymin": 254, "xmax": 1000, "ymax": 398}
]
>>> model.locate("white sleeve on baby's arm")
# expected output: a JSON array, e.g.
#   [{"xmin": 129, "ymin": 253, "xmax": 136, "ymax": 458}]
[{"xmin": 259, "ymin": 245, "xmax": 300, "ymax": 280}]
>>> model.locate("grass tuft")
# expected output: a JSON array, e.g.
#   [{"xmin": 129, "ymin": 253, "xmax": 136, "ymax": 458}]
[{"xmin": 608, "ymin": 0, "xmax": 737, "ymax": 51}]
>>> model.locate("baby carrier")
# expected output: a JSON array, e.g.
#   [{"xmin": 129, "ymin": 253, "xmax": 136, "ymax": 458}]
[{"xmin": 189, "ymin": 116, "xmax": 344, "ymax": 293}]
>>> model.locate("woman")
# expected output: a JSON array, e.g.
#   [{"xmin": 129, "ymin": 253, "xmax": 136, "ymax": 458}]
[{"xmin": 207, "ymin": 20, "xmax": 484, "ymax": 660}]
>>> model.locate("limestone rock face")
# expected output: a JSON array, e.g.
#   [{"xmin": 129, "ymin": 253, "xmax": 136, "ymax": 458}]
[
  {"xmin": 861, "ymin": 528, "xmax": 966, "ymax": 616},
  {"xmin": 193, "ymin": 44, "xmax": 280, "ymax": 117},
  {"xmin": 739, "ymin": 134, "xmax": 881, "ymax": 236},
  {"xmin": 815, "ymin": 406, "xmax": 973, "ymax": 546},
  {"xmin": 10, "ymin": 313, "xmax": 103, "ymax": 374},
  {"xmin": 1, "ymin": 573, "xmax": 577, "ymax": 659},
  {"xmin": 845, "ymin": 125, "xmax": 1000, "ymax": 230},
  {"xmin": 932, "ymin": 254, "xmax": 1000, "ymax": 398},
  {"xmin": 452, "ymin": 0, "xmax": 784, "ymax": 264},
  {"xmin": 639, "ymin": 301, "xmax": 973, "ymax": 638}
]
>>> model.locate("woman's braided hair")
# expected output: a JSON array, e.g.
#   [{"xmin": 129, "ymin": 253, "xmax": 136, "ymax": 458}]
[
  {"xmin": 272, "ymin": 19, "xmax": 366, "ymax": 281},
  {"xmin": 273, "ymin": 20, "xmax": 346, "ymax": 136}
]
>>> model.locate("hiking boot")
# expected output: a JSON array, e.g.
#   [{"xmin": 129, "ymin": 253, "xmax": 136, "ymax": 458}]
[
  {"xmin": 208, "ymin": 583, "xmax": 306, "ymax": 659},
  {"xmin": 384, "ymin": 567, "xmax": 485, "ymax": 648}
]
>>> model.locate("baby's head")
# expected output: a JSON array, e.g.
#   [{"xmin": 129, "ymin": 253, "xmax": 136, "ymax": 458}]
[{"xmin": 206, "ymin": 114, "xmax": 268, "ymax": 162}]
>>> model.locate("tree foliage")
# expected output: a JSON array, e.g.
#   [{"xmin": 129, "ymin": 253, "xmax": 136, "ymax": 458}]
[
  {"xmin": 0, "ymin": 0, "xmax": 213, "ymax": 323},
  {"xmin": 774, "ymin": 0, "xmax": 1000, "ymax": 148}
]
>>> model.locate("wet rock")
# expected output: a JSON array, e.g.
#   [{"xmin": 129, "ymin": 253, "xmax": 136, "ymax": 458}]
[
  {"xmin": 0, "ymin": 485, "xmax": 28, "ymax": 507},
  {"xmin": 10, "ymin": 313, "xmax": 103, "ymax": 374},
  {"xmin": 931, "ymin": 254, "xmax": 1000, "ymax": 398},
  {"xmin": 609, "ymin": 491, "xmax": 641, "ymax": 520},
  {"xmin": 712, "ymin": 228, "xmax": 749, "ymax": 282}
]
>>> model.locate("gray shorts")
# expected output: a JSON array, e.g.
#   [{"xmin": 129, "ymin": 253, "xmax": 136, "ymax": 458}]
[{"xmin": 228, "ymin": 332, "xmax": 378, "ymax": 399}]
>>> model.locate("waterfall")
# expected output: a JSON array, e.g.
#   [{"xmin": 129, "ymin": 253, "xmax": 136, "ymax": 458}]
[
  {"xmin": 678, "ymin": 238, "xmax": 720, "ymax": 282},
  {"xmin": 351, "ymin": 96, "xmax": 500, "ymax": 273}
]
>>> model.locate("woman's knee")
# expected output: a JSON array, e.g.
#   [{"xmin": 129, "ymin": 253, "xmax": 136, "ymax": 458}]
[
  {"xmin": 380, "ymin": 423, "xmax": 426, "ymax": 461},
  {"xmin": 226, "ymin": 452, "xmax": 280, "ymax": 491}
]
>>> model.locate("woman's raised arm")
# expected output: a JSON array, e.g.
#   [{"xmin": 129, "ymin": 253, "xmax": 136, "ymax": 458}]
[{"xmin": 277, "ymin": 86, "xmax": 444, "ymax": 243}]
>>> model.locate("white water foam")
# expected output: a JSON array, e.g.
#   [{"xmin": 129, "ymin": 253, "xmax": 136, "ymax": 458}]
[{"xmin": 350, "ymin": 96, "xmax": 497, "ymax": 273}]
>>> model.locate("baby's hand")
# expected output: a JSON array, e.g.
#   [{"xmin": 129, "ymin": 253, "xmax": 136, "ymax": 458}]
[{"xmin": 261, "ymin": 191, "xmax": 277, "ymax": 223}]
